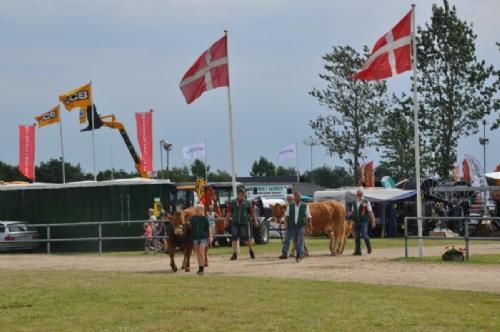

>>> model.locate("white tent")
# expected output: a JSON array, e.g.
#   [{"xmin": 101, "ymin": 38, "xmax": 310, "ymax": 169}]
[{"xmin": 314, "ymin": 187, "xmax": 416, "ymax": 204}]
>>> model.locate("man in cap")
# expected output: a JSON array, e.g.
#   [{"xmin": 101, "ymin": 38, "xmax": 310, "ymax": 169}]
[
  {"xmin": 351, "ymin": 188, "xmax": 376, "ymax": 255},
  {"xmin": 226, "ymin": 188, "xmax": 257, "ymax": 260}
]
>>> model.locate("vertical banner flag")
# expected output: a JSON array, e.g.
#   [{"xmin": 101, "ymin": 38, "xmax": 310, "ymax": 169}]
[
  {"xmin": 179, "ymin": 35, "xmax": 229, "ymax": 104},
  {"xmin": 183, "ymin": 142, "xmax": 206, "ymax": 160},
  {"xmin": 462, "ymin": 154, "xmax": 487, "ymax": 187},
  {"xmin": 79, "ymin": 107, "xmax": 87, "ymax": 124},
  {"xmin": 361, "ymin": 161, "xmax": 375, "ymax": 187},
  {"xmin": 19, "ymin": 125, "xmax": 36, "ymax": 181},
  {"xmin": 59, "ymin": 82, "xmax": 93, "ymax": 111},
  {"xmin": 35, "ymin": 105, "xmax": 60, "ymax": 128},
  {"xmin": 352, "ymin": 9, "xmax": 412, "ymax": 80},
  {"xmin": 277, "ymin": 144, "xmax": 297, "ymax": 160},
  {"xmin": 135, "ymin": 112, "xmax": 153, "ymax": 173}
]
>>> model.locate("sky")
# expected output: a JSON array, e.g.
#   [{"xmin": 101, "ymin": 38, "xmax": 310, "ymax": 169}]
[{"xmin": 0, "ymin": 0, "xmax": 499, "ymax": 179}]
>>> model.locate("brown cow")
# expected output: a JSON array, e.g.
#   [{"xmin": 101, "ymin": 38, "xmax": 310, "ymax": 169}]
[
  {"xmin": 166, "ymin": 210, "xmax": 194, "ymax": 272},
  {"xmin": 271, "ymin": 200, "xmax": 348, "ymax": 255}
]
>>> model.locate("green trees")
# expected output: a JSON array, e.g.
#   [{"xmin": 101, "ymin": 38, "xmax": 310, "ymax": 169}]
[
  {"xmin": 416, "ymin": 0, "xmax": 499, "ymax": 178},
  {"xmin": 309, "ymin": 46, "xmax": 387, "ymax": 184},
  {"xmin": 250, "ymin": 156, "xmax": 277, "ymax": 177}
]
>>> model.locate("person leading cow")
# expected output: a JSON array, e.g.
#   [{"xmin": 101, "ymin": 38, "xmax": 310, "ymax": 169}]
[
  {"xmin": 226, "ymin": 188, "xmax": 257, "ymax": 261},
  {"xmin": 284, "ymin": 191, "xmax": 312, "ymax": 262}
]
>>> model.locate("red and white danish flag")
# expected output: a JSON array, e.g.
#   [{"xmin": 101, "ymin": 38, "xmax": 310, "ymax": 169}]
[
  {"xmin": 352, "ymin": 9, "xmax": 412, "ymax": 81},
  {"xmin": 179, "ymin": 35, "xmax": 229, "ymax": 104}
]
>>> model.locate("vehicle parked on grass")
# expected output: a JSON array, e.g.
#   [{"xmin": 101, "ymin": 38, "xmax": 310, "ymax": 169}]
[{"xmin": 0, "ymin": 221, "xmax": 41, "ymax": 252}]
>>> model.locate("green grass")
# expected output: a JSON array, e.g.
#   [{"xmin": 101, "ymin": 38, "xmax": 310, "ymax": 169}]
[
  {"xmin": 398, "ymin": 253, "xmax": 500, "ymax": 265},
  {"xmin": 92, "ymin": 238, "xmax": 491, "ymax": 257},
  {"xmin": 1, "ymin": 270, "xmax": 499, "ymax": 331}
]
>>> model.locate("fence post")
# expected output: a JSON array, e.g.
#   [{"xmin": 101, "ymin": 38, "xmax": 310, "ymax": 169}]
[
  {"xmin": 47, "ymin": 225, "xmax": 51, "ymax": 255},
  {"xmin": 404, "ymin": 217, "xmax": 408, "ymax": 259},
  {"xmin": 465, "ymin": 218, "xmax": 470, "ymax": 261},
  {"xmin": 98, "ymin": 223, "xmax": 102, "ymax": 256}
]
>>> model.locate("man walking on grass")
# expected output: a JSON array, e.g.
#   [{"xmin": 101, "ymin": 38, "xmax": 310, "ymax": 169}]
[
  {"xmin": 285, "ymin": 192, "xmax": 311, "ymax": 263},
  {"xmin": 351, "ymin": 188, "xmax": 376, "ymax": 256},
  {"xmin": 226, "ymin": 188, "xmax": 257, "ymax": 261}
]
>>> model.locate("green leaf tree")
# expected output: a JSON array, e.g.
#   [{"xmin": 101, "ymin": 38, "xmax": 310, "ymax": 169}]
[
  {"xmin": 276, "ymin": 166, "xmax": 296, "ymax": 176},
  {"xmin": 310, "ymin": 45, "xmax": 388, "ymax": 184},
  {"xmin": 250, "ymin": 156, "xmax": 276, "ymax": 176},
  {"xmin": 190, "ymin": 159, "xmax": 209, "ymax": 180},
  {"xmin": 377, "ymin": 93, "xmax": 418, "ymax": 181},
  {"xmin": 417, "ymin": 0, "xmax": 500, "ymax": 178},
  {"xmin": 303, "ymin": 165, "xmax": 354, "ymax": 188},
  {"xmin": 208, "ymin": 169, "xmax": 232, "ymax": 182}
]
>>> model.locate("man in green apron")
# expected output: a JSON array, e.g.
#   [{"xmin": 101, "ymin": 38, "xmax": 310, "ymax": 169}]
[
  {"xmin": 226, "ymin": 188, "xmax": 257, "ymax": 260},
  {"xmin": 285, "ymin": 192, "xmax": 311, "ymax": 262},
  {"xmin": 351, "ymin": 189, "xmax": 376, "ymax": 256}
]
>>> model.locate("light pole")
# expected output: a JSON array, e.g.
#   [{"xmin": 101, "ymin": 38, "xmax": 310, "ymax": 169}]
[
  {"xmin": 160, "ymin": 140, "xmax": 173, "ymax": 179},
  {"xmin": 303, "ymin": 137, "xmax": 318, "ymax": 184},
  {"xmin": 479, "ymin": 119, "xmax": 489, "ymax": 174}
]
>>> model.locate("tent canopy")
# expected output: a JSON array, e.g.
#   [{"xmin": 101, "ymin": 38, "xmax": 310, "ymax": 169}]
[{"xmin": 314, "ymin": 187, "xmax": 416, "ymax": 203}]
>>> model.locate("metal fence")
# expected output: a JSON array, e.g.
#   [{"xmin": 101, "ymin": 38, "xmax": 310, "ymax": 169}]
[
  {"xmin": 404, "ymin": 216, "xmax": 500, "ymax": 260},
  {"xmin": 1, "ymin": 218, "xmax": 283, "ymax": 255}
]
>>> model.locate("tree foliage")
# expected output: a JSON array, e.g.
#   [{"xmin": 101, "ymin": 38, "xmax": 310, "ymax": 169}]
[
  {"xmin": 303, "ymin": 165, "xmax": 354, "ymax": 188},
  {"xmin": 377, "ymin": 94, "xmax": 417, "ymax": 181},
  {"xmin": 250, "ymin": 156, "xmax": 276, "ymax": 177},
  {"xmin": 416, "ymin": 0, "xmax": 500, "ymax": 178},
  {"xmin": 190, "ymin": 159, "xmax": 209, "ymax": 180},
  {"xmin": 208, "ymin": 169, "xmax": 232, "ymax": 182},
  {"xmin": 310, "ymin": 45, "xmax": 388, "ymax": 184},
  {"xmin": 276, "ymin": 166, "xmax": 296, "ymax": 176}
]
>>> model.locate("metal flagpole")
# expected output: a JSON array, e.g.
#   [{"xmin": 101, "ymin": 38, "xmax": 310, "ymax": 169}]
[
  {"xmin": 295, "ymin": 142, "xmax": 299, "ymax": 183},
  {"xmin": 225, "ymin": 30, "xmax": 237, "ymax": 198},
  {"xmin": 411, "ymin": 5, "xmax": 424, "ymax": 257},
  {"xmin": 90, "ymin": 80, "xmax": 97, "ymax": 181},
  {"xmin": 58, "ymin": 106, "xmax": 66, "ymax": 183},
  {"xmin": 204, "ymin": 139, "xmax": 208, "ymax": 181}
]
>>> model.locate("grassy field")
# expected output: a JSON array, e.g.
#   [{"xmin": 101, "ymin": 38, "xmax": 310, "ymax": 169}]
[
  {"xmin": 96, "ymin": 237, "xmax": 490, "ymax": 257},
  {"xmin": 398, "ymin": 253, "xmax": 500, "ymax": 265},
  {"xmin": 1, "ymin": 269, "xmax": 499, "ymax": 331}
]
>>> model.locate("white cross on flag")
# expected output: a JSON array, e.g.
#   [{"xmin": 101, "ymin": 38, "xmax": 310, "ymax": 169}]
[
  {"xmin": 352, "ymin": 9, "xmax": 412, "ymax": 80},
  {"xmin": 179, "ymin": 35, "xmax": 229, "ymax": 104}
]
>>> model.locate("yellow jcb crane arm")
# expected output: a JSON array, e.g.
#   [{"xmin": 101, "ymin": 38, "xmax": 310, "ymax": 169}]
[{"xmin": 100, "ymin": 114, "xmax": 149, "ymax": 179}]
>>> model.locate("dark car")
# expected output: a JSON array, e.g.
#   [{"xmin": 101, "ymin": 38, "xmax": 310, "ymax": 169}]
[{"xmin": 0, "ymin": 221, "xmax": 41, "ymax": 252}]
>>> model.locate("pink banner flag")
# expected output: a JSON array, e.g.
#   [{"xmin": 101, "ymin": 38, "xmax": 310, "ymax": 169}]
[
  {"xmin": 19, "ymin": 125, "xmax": 36, "ymax": 181},
  {"xmin": 135, "ymin": 112, "xmax": 153, "ymax": 173}
]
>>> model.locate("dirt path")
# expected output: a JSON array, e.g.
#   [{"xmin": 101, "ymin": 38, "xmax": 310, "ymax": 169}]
[{"xmin": 1, "ymin": 244, "xmax": 500, "ymax": 294}]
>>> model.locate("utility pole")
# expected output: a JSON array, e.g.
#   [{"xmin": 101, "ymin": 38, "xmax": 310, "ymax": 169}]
[
  {"xmin": 303, "ymin": 137, "xmax": 318, "ymax": 184},
  {"xmin": 479, "ymin": 119, "xmax": 489, "ymax": 174},
  {"xmin": 160, "ymin": 140, "xmax": 173, "ymax": 180}
]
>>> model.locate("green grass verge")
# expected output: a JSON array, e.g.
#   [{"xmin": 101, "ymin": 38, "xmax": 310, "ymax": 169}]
[
  {"xmin": 398, "ymin": 253, "xmax": 500, "ymax": 265},
  {"xmin": 1, "ymin": 270, "xmax": 499, "ymax": 331},
  {"xmin": 93, "ymin": 238, "xmax": 492, "ymax": 257}
]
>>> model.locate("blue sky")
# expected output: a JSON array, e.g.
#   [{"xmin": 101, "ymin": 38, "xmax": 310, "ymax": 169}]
[{"xmin": 0, "ymin": 0, "xmax": 498, "ymax": 178}]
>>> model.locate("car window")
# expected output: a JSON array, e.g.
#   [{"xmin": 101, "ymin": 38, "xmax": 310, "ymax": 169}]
[
  {"xmin": 7, "ymin": 224, "xmax": 35, "ymax": 232},
  {"xmin": 0, "ymin": 226, "xmax": 5, "ymax": 233}
]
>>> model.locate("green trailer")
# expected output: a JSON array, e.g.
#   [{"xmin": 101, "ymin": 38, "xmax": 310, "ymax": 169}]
[{"xmin": 0, "ymin": 179, "xmax": 176, "ymax": 251}]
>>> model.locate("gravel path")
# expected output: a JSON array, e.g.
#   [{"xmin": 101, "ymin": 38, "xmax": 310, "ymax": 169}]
[{"xmin": 1, "ymin": 244, "xmax": 499, "ymax": 294}]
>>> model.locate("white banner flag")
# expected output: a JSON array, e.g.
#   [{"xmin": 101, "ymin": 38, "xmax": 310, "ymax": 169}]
[
  {"xmin": 277, "ymin": 144, "xmax": 296, "ymax": 160},
  {"xmin": 183, "ymin": 141, "xmax": 206, "ymax": 160},
  {"xmin": 463, "ymin": 154, "xmax": 487, "ymax": 187}
]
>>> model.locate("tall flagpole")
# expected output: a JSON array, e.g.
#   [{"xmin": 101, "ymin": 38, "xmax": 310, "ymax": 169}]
[
  {"xmin": 204, "ymin": 139, "xmax": 208, "ymax": 181},
  {"xmin": 411, "ymin": 4, "xmax": 424, "ymax": 257},
  {"xmin": 58, "ymin": 106, "xmax": 66, "ymax": 184},
  {"xmin": 90, "ymin": 80, "xmax": 96, "ymax": 181},
  {"xmin": 295, "ymin": 142, "xmax": 299, "ymax": 183},
  {"xmin": 225, "ymin": 30, "xmax": 237, "ymax": 198}
]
